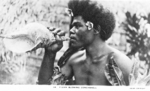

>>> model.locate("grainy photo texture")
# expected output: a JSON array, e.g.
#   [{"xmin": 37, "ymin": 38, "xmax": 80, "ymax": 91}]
[{"xmin": 0, "ymin": 0, "xmax": 150, "ymax": 86}]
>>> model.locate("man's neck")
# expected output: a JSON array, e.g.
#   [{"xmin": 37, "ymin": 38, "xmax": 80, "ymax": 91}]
[{"xmin": 85, "ymin": 37, "xmax": 110, "ymax": 63}]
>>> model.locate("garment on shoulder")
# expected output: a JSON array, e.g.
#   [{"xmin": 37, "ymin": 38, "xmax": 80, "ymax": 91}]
[{"xmin": 104, "ymin": 52, "xmax": 126, "ymax": 86}]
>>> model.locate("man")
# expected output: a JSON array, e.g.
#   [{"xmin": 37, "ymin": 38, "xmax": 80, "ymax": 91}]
[{"xmin": 37, "ymin": 0, "xmax": 133, "ymax": 85}]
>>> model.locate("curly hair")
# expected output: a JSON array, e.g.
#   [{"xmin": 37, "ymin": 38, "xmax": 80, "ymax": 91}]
[{"xmin": 68, "ymin": 0, "xmax": 116, "ymax": 41}]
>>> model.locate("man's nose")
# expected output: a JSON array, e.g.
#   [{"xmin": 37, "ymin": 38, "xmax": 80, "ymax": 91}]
[{"xmin": 70, "ymin": 27, "xmax": 76, "ymax": 34}]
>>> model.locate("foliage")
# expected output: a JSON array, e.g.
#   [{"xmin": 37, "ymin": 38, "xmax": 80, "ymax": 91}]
[
  {"xmin": 105, "ymin": 55, "xmax": 150, "ymax": 86},
  {"xmin": 129, "ymin": 57, "xmax": 150, "ymax": 86},
  {"xmin": 118, "ymin": 10, "xmax": 150, "ymax": 86},
  {"xmin": 122, "ymin": 11, "xmax": 150, "ymax": 66},
  {"xmin": 107, "ymin": 9, "xmax": 150, "ymax": 86}
]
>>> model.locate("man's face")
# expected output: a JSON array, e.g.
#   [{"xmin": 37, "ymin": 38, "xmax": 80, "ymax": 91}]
[{"xmin": 69, "ymin": 16, "xmax": 94, "ymax": 48}]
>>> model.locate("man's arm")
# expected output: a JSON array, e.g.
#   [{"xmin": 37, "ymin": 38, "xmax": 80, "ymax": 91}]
[
  {"xmin": 37, "ymin": 27, "xmax": 67, "ymax": 84},
  {"xmin": 37, "ymin": 49, "xmax": 56, "ymax": 84}
]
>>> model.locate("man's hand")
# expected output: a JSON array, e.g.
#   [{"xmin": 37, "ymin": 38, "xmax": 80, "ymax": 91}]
[
  {"xmin": 38, "ymin": 27, "xmax": 67, "ymax": 84},
  {"xmin": 45, "ymin": 27, "xmax": 66, "ymax": 53}
]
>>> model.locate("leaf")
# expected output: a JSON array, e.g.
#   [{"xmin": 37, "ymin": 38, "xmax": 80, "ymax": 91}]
[
  {"xmin": 129, "ymin": 74, "xmax": 136, "ymax": 85},
  {"xmin": 104, "ymin": 53, "xmax": 126, "ymax": 86},
  {"xmin": 113, "ymin": 65, "xmax": 126, "ymax": 85},
  {"xmin": 146, "ymin": 80, "xmax": 150, "ymax": 86},
  {"xmin": 105, "ymin": 64, "xmax": 119, "ymax": 86},
  {"xmin": 130, "ymin": 59, "xmax": 140, "ymax": 80},
  {"xmin": 129, "ymin": 58, "xmax": 150, "ymax": 86},
  {"xmin": 142, "ymin": 75, "xmax": 150, "ymax": 85}
]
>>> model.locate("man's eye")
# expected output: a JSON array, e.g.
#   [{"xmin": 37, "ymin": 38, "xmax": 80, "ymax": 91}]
[
  {"xmin": 75, "ymin": 25, "xmax": 79, "ymax": 28},
  {"xmin": 70, "ymin": 24, "xmax": 81, "ymax": 29}
]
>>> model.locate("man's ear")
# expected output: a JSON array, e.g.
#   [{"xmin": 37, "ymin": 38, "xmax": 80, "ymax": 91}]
[
  {"xmin": 86, "ymin": 21, "xmax": 93, "ymax": 31},
  {"xmin": 94, "ymin": 25, "xmax": 101, "ymax": 34}
]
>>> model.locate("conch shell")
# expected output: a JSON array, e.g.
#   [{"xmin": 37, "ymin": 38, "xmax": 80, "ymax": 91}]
[{"xmin": 1, "ymin": 22, "xmax": 68, "ymax": 53}]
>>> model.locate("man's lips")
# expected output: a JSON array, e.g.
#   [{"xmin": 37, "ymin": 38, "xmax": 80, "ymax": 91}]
[{"xmin": 70, "ymin": 35, "xmax": 76, "ymax": 41}]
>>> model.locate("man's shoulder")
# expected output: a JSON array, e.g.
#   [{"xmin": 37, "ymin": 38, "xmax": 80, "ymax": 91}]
[
  {"xmin": 109, "ymin": 46, "xmax": 131, "ymax": 62},
  {"xmin": 109, "ymin": 46, "xmax": 134, "ymax": 74}
]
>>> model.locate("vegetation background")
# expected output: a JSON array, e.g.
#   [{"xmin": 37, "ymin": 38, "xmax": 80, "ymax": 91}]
[{"xmin": 0, "ymin": 0, "xmax": 150, "ymax": 84}]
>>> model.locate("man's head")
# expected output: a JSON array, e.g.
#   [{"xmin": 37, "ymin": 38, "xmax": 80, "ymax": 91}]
[{"xmin": 68, "ymin": 0, "xmax": 116, "ymax": 48}]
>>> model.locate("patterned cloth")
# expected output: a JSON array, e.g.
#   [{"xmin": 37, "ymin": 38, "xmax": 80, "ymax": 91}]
[{"xmin": 50, "ymin": 66, "xmax": 69, "ymax": 85}]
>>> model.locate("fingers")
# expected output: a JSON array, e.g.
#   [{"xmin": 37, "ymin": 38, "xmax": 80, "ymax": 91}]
[
  {"xmin": 48, "ymin": 27, "xmax": 55, "ymax": 31},
  {"xmin": 49, "ymin": 27, "xmax": 65, "ymax": 35},
  {"xmin": 52, "ymin": 28, "xmax": 61, "ymax": 35},
  {"xmin": 53, "ymin": 29, "xmax": 65, "ymax": 37},
  {"xmin": 55, "ymin": 35, "xmax": 62, "ymax": 41},
  {"xmin": 48, "ymin": 27, "xmax": 68, "ymax": 41},
  {"xmin": 55, "ymin": 35, "xmax": 70, "ymax": 41},
  {"xmin": 57, "ymin": 31, "xmax": 65, "ymax": 36}
]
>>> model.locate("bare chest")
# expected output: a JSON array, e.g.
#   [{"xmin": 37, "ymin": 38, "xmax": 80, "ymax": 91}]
[{"xmin": 72, "ymin": 57, "xmax": 111, "ymax": 85}]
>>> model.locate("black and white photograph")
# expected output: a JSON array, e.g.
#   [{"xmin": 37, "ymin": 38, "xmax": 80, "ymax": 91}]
[{"xmin": 0, "ymin": 0, "xmax": 150, "ymax": 90}]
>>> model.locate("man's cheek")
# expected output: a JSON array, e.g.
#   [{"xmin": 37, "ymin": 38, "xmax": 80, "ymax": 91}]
[{"xmin": 78, "ymin": 33, "xmax": 85, "ymax": 41}]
